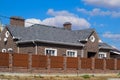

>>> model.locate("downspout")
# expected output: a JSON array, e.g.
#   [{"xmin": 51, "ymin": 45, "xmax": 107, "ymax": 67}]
[
  {"xmin": 33, "ymin": 41, "xmax": 38, "ymax": 55},
  {"xmin": 81, "ymin": 45, "xmax": 85, "ymax": 58}
]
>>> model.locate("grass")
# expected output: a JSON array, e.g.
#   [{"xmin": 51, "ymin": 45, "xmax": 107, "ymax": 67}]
[{"xmin": 0, "ymin": 74, "xmax": 119, "ymax": 80}]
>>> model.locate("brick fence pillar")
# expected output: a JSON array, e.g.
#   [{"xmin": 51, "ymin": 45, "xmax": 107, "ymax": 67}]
[
  {"xmin": 47, "ymin": 55, "xmax": 50, "ymax": 73},
  {"xmin": 92, "ymin": 58, "xmax": 95, "ymax": 70},
  {"xmin": 114, "ymin": 59, "xmax": 117, "ymax": 70},
  {"xmin": 103, "ymin": 59, "xmax": 106, "ymax": 70},
  {"xmin": 9, "ymin": 53, "xmax": 13, "ymax": 72},
  {"xmin": 63, "ymin": 56, "xmax": 67, "ymax": 72},
  {"xmin": 28, "ymin": 54, "xmax": 32, "ymax": 73}
]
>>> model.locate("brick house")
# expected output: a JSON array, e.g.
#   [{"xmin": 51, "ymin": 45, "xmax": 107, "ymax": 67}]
[{"xmin": 0, "ymin": 16, "xmax": 119, "ymax": 59}]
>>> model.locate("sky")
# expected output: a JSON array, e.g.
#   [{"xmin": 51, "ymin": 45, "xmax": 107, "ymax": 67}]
[{"xmin": 0, "ymin": 0, "xmax": 120, "ymax": 49}]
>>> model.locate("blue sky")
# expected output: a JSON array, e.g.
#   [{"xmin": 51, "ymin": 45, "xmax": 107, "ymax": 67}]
[{"xmin": 0, "ymin": 0, "xmax": 120, "ymax": 49}]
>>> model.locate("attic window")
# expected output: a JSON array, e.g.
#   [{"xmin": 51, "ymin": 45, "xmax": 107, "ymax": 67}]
[
  {"xmin": 2, "ymin": 49, "xmax": 6, "ymax": 53},
  {"xmin": 8, "ymin": 48, "xmax": 13, "ymax": 52},
  {"xmin": 4, "ymin": 38, "xmax": 7, "ymax": 42},
  {"xmin": 5, "ymin": 31, "xmax": 10, "ymax": 38}
]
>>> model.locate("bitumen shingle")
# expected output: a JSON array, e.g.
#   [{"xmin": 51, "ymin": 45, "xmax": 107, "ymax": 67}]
[
  {"xmin": 7, "ymin": 24, "xmax": 95, "ymax": 46},
  {"xmin": 99, "ymin": 43, "xmax": 114, "ymax": 49}
]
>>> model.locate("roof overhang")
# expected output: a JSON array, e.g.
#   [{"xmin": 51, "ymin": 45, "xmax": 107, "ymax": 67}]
[
  {"xmin": 16, "ymin": 40, "xmax": 84, "ymax": 47},
  {"xmin": 99, "ymin": 47, "xmax": 112, "ymax": 50},
  {"xmin": 110, "ymin": 51, "xmax": 120, "ymax": 55}
]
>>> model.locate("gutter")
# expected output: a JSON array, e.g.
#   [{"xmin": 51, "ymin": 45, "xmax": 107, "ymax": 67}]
[{"xmin": 16, "ymin": 40, "xmax": 84, "ymax": 47}]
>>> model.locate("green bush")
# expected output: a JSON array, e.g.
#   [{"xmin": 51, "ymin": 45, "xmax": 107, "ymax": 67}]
[{"xmin": 81, "ymin": 74, "xmax": 91, "ymax": 79}]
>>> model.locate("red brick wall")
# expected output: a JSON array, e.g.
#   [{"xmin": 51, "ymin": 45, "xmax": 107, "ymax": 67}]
[
  {"xmin": 117, "ymin": 59, "xmax": 120, "ymax": 70},
  {"xmin": 95, "ymin": 59, "xmax": 104, "ymax": 69},
  {"xmin": 0, "ymin": 53, "xmax": 120, "ymax": 73},
  {"xmin": 32, "ymin": 55, "xmax": 47, "ymax": 68},
  {"xmin": 66, "ymin": 57, "xmax": 78, "ymax": 68},
  {"xmin": 0, "ymin": 53, "xmax": 9, "ymax": 67},
  {"xmin": 50, "ymin": 56, "xmax": 64, "ymax": 68},
  {"xmin": 13, "ymin": 53, "xmax": 29, "ymax": 68},
  {"xmin": 106, "ymin": 59, "xmax": 115, "ymax": 70},
  {"xmin": 81, "ymin": 58, "xmax": 92, "ymax": 69}
]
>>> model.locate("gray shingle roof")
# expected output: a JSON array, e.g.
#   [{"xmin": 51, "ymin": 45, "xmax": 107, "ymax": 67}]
[
  {"xmin": 99, "ymin": 43, "xmax": 114, "ymax": 49},
  {"xmin": 7, "ymin": 24, "xmax": 95, "ymax": 46}
]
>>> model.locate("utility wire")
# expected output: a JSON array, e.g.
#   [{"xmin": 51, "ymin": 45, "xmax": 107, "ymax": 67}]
[{"xmin": 0, "ymin": 14, "xmax": 120, "ymax": 34}]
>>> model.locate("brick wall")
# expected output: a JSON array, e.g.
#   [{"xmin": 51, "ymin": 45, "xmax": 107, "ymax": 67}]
[{"xmin": 0, "ymin": 52, "xmax": 120, "ymax": 73}]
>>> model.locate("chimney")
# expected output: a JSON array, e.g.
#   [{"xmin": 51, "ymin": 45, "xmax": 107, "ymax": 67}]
[
  {"xmin": 63, "ymin": 22, "xmax": 72, "ymax": 30},
  {"xmin": 10, "ymin": 16, "xmax": 25, "ymax": 27}
]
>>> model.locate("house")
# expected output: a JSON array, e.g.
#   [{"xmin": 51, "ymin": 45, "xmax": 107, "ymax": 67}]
[{"xmin": 0, "ymin": 16, "xmax": 119, "ymax": 59}]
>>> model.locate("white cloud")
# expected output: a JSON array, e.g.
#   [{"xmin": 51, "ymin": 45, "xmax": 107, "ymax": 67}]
[
  {"xmin": 25, "ymin": 9, "xmax": 91, "ymax": 29},
  {"xmin": 25, "ymin": 18, "xmax": 42, "ymax": 27},
  {"xmin": 83, "ymin": 0, "xmax": 120, "ymax": 9},
  {"xmin": 47, "ymin": 9, "xmax": 76, "ymax": 17},
  {"xmin": 77, "ymin": 8, "xmax": 120, "ymax": 17},
  {"xmin": 103, "ymin": 32, "xmax": 120, "ymax": 40}
]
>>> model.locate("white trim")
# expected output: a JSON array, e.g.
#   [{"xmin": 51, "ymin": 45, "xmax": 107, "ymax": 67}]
[
  {"xmin": 4, "ymin": 38, "xmax": 7, "ymax": 42},
  {"xmin": 5, "ymin": 31, "xmax": 10, "ymax": 38},
  {"xmin": 35, "ymin": 45, "xmax": 37, "ymax": 55},
  {"xmin": 17, "ymin": 47, "xmax": 19, "ymax": 53},
  {"xmin": 81, "ymin": 49, "xmax": 84, "ymax": 57},
  {"xmin": 2, "ymin": 48, "xmax": 6, "ymax": 53},
  {"xmin": 66, "ymin": 50, "xmax": 77, "ymax": 57},
  {"xmin": 110, "ymin": 51, "xmax": 120, "ymax": 55},
  {"xmin": 98, "ymin": 52, "xmax": 107, "ymax": 59},
  {"xmin": 90, "ymin": 35, "xmax": 95, "ymax": 42},
  {"xmin": 8, "ymin": 48, "xmax": 13, "ymax": 52},
  {"xmin": 45, "ymin": 48, "xmax": 57, "ymax": 56}
]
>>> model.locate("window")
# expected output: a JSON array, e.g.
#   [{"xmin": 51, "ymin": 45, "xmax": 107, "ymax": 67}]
[
  {"xmin": 45, "ymin": 48, "xmax": 57, "ymax": 56},
  {"xmin": 8, "ymin": 48, "xmax": 13, "ymax": 52},
  {"xmin": 66, "ymin": 50, "xmax": 77, "ymax": 57},
  {"xmin": 5, "ymin": 31, "xmax": 10, "ymax": 38},
  {"xmin": 2, "ymin": 49, "xmax": 6, "ymax": 53},
  {"xmin": 98, "ymin": 52, "xmax": 107, "ymax": 59}
]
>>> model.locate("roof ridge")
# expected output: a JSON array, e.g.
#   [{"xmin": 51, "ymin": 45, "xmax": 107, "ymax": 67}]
[{"xmin": 30, "ymin": 24, "xmax": 72, "ymax": 31}]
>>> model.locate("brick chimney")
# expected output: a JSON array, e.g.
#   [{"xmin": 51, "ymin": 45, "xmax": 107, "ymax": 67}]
[
  {"xmin": 10, "ymin": 16, "xmax": 25, "ymax": 27},
  {"xmin": 63, "ymin": 22, "xmax": 72, "ymax": 30}
]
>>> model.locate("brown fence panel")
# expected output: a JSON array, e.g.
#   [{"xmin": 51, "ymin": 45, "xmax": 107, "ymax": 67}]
[
  {"xmin": 32, "ymin": 55, "xmax": 47, "ymax": 68},
  {"xmin": 0, "ymin": 53, "xmax": 9, "ymax": 67},
  {"xmin": 13, "ymin": 53, "xmax": 29, "ymax": 68},
  {"xmin": 106, "ymin": 59, "xmax": 115, "ymax": 70},
  {"xmin": 50, "ymin": 56, "xmax": 64, "ymax": 68},
  {"xmin": 81, "ymin": 58, "xmax": 92, "ymax": 69},
  {"xmin": 95, "ymin": 59, "xmax": 104, "ymax": 69},
  {"xmin": 117, "ymin": 59, "xmax": 120, "ymax": 70},
  {"xmin": 66, "ymin": 57, "xmax": 78, "ymax": 68}
]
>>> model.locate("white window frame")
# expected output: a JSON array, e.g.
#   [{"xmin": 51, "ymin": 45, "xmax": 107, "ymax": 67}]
[
  {"xmin": 4, "ymin": 38, "xmax": 7, "ymax": 42},
  {"xmin": 2, "ymin": 48, "xmax": 6, "ymax": 53},
  {"xmin": 45, "ymin": 48, "xmax": 57, "ymax": 56},
  {"xmin": 98, "ymin": 52, "xmax": 107, "ymax": 59},
  {"xmin": 5, "ymin": 31, "xmax": 10, "ymax": 38},
  {"xmin": 8, "ymin": 48, "xmax": 13, "ymax": 52},
  {"xmin": 66, "ymin": 50, "xmax": 77, "ymax": 57}
]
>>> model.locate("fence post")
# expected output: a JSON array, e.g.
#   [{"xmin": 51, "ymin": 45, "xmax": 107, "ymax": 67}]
[
  {"xmin": 92, "ymin": 58, "xmax": 95, "ymax": 70},
  {"xmin": 103, "ymin": 58, "xmax": 106, "ymax": 70},
  {"xmin": 29, "ymin": 54, "xmax": 32, "ymax": 73},
  {"xmin": 63, "ymin": 56, "xmax": 67, "ymax": 73},
  {"xmin": 114, "ymin": 59, "xmax": 117, "ymax": 70},
  {"xmin": 47, "ymin": 55, "xmax": 50, "ymax": 73},
  {"xmin": 9, "ymin": 53, "xmax": 13, "ymax": 72}
]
